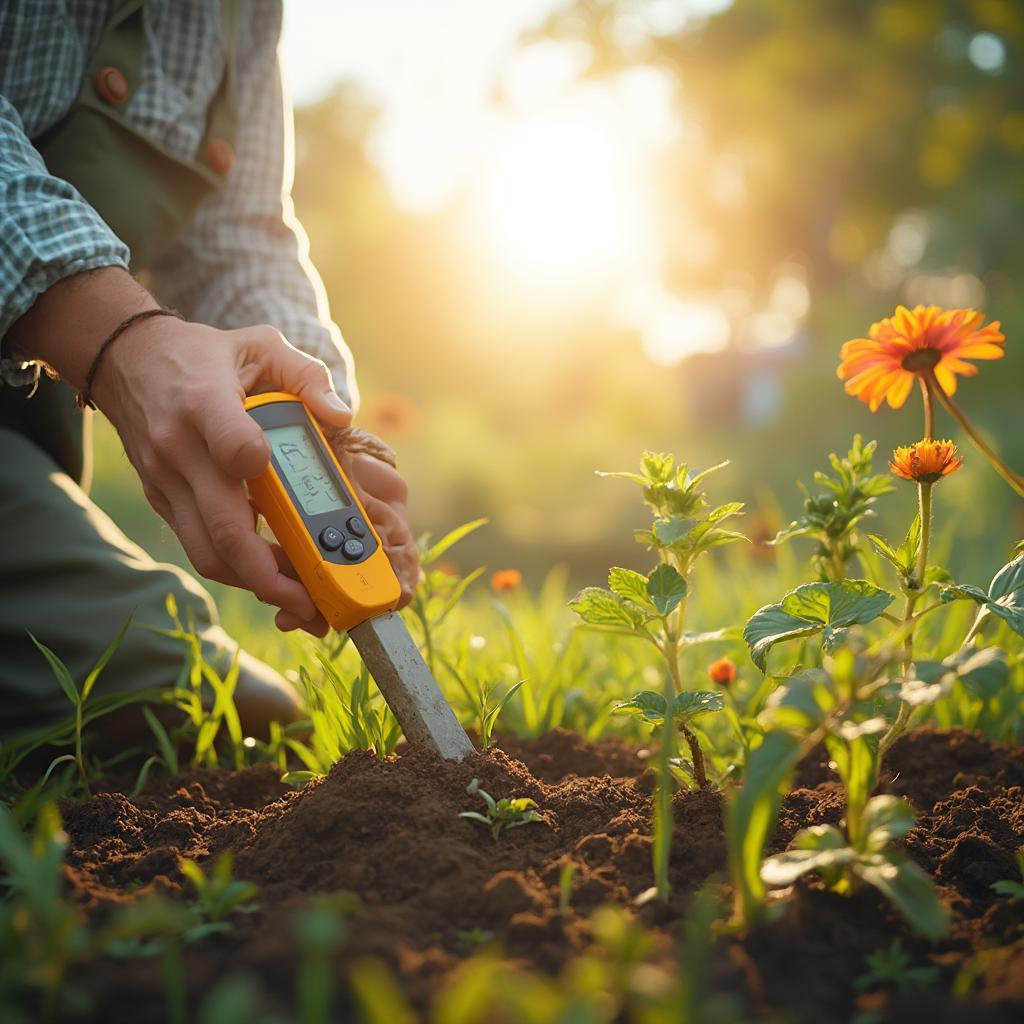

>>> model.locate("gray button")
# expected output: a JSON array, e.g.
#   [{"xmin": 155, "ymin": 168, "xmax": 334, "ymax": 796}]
[
  {"xmin": 342, "ymin": 538, "xmax": 364, "ymax": 560},
  {"xmin": 319, "ymin": 526, "xmax": 343, "ymax": 551}
]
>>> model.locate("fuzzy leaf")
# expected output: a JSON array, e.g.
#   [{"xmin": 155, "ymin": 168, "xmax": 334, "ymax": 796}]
[
  {"xmin": 646, "ymin": 564, "xmax": 688, "ymax": 615},
  {"xmin": 979, "ymin": 555, "xmax": 1024, "ymax": 638},
  {"xmin": 674, "ymin": 690, "xmax": 725, "ymax": 720},
  {"xmin": 607, "ymin": 567, "xmax": 654, "ymax": 610},
  {"xmin": 744, "ymin": 580, "xmax": 894, "ymax": 673},
  {"xmin": 569, "ymin": 588, "xmax": 645, "ymax": 630},
  {"xmin": 613, "ymin": 689, "xmax": 724, "ymax": 725}
]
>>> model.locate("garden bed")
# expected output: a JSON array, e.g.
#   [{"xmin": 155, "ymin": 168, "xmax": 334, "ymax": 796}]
[{"xmin": 60, "ymin": 726, "xmax": 1023, "ymax": 1023}]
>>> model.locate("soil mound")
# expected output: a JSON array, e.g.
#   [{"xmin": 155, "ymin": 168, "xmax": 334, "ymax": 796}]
[{"xmin": 56, "ymin": 727, "xmax": 1024, "ymax": 1023}]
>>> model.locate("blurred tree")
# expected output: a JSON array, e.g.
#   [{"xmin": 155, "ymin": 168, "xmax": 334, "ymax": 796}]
[{"xmin": 530, "ymin": 0, "xmax": 1024, "ymax": 291}]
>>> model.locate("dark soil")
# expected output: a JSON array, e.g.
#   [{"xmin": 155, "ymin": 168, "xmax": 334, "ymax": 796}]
[{"xmin": 57, "ymin": 727, "xmax": 1024, "ymax": 1023}]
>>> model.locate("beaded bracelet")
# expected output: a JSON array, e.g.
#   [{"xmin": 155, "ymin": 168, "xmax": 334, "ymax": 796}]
[{"xmin": 76, "ymin": 307, "xmax": 183, "ymax": 410}]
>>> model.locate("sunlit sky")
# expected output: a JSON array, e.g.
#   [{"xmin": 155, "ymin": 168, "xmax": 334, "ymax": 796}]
[{"xmin": 278, "ymin": 0, "xmax": 801, "ymax": 365}]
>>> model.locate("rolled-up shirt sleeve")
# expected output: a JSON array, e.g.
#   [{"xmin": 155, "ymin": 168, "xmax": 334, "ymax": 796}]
[
  {"xmin": 147, "ymin": 0, "xmax": 357, "ymax": 408},
  {"xmin": 0, "ymin": 93, "xmax": 130, "ymax": 373}
]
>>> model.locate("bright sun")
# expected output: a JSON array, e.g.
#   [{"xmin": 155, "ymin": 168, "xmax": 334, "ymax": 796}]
[{"xmin": 477, "ymin": 95, "xmax": 649, "ymax": 289}]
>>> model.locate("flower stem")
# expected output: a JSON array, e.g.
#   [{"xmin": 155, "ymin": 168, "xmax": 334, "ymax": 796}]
[
  {"xmin": 920, "ymin": 376, "xmax": 934, "ymax": 440},
  {"xmin": 926, "ymin": 369, "xmax": 1024, "ymax": 499},
  {"xmin": 880, "ymin": 481, "xmax": 932, "ymax": 758}
]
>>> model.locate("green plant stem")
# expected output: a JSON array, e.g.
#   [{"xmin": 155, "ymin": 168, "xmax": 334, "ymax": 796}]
[
  {"xmin": 679, "ymin": 722, "xmax": 708, "ymax": 789},
  {"xmin": 880, "ymin": 482, "xmax": 932, "ymax": 758},
  {"xmin": 74, "ymin": 698, "xmax": 89, "ymax": 798},
  {"xmin": 926, "ymin": 368, "xmax": 1024, "ymax": 499}
]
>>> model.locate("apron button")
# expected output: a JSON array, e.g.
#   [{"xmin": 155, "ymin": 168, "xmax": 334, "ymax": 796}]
[
  {"xmin": 95, "ymin": 66, "xmax": 129, "ymax": 106},
  {"xmin": 206, "ymin": 138, "xmax": 235, "ymax": 175}
]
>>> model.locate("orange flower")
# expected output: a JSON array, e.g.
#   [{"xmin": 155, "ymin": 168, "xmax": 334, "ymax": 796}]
[
  {"xmin": 491, "ymin": 569, "xmax": 523, "ymax": 592},
  {"xmin": 837, "ymin": 305, "xmax": 1005, "ymax": 411},
  {"xmin": 708, "ymin": 656, "xmax": 737, "ymax": 685},
  {"xmin": 888, "ymin": 439, "xmax": 963, "ymax": 484}
]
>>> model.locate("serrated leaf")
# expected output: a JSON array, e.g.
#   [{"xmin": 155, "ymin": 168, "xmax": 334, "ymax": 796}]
[
  {"xmin": 569, "ymin": 588, "xmax": 645, "ymax": 630},
  {"xmin": 673, "ymin": 690, "xmax": 725, "ymax": 720},
  {"xmin": 642, "ymin": 451, "xmax": 675, "ymax": 484},
  {"xmin": 613, "ymin": 688, "xmax": 724, "ymax": 724},
  {"xmin": 940, "ymin": 583, "xmax": 989, "ymax": 604},
  {"xmin": 607, "ymin": 567, "xmax": 654, "ymax": 609},
  {"xmin": 646, "ymin": 564, "xmax": 688, "ymax": 615},
  {"xmin": 743, "ymin": 606, "xmax": 823, "ymax": 674},
  {"xmin": 781, "ymin": 580, "xmax": 894, "ymax": 627},
  {"xmin": 744, "ymin": 580, "xmax": 893, "ymax": 673},
  {"xmin": 979, "ymin": 554, "xmax": 1024, "ymax": 638},
  {"xmin": 612, "ymin": 690, "xmax": 669, "ymax": 723}
]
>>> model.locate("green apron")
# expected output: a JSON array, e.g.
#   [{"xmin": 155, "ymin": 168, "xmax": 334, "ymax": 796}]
[{"xmin": 0, "ymin": 0, "xmax": 249, "ymax": 741}]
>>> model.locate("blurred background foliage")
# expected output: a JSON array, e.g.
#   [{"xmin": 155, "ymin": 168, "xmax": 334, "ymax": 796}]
[{"xmin": 94, "ymin": 0, "xmax": 1024, "ymax": 628}]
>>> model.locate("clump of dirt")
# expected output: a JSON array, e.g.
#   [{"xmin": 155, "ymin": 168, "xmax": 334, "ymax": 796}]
[{"xmin": 56, "ymin": 727, "xmax": 1024, "ymax": 1023}]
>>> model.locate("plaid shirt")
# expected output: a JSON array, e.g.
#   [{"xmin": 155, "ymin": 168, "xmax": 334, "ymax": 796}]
[{"xmin": 0, "ymin": 0, "xmax": 356, "ymax": 403}]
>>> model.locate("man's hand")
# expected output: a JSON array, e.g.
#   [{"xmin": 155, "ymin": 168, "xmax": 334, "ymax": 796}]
[{"xmin": 9, "ymin": 268, "xmax": 353, "ymax": 634}]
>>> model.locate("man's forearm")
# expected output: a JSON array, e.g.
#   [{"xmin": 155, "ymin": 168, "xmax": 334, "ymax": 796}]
[{"xmin": 5, "ymin": 267, "xmax": 157, "ymax": 392}]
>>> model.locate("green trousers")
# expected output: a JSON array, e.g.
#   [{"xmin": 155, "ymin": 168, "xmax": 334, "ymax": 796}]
[{"xmin": 0, "ymin": 422, "xmax": 230, "ymax": 742}]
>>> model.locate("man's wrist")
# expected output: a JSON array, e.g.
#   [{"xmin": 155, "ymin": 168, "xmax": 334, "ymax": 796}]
[{"xmin": 5, "ymin": 266, "xmax": 158, "ymax": 392}]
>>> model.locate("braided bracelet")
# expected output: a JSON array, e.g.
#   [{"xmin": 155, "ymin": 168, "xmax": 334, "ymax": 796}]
[{"xmin": 76, "ymin": 307, "xmax": 183, "ymax": 410}]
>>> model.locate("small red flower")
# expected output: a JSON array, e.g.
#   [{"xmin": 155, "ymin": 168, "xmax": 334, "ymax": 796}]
[
  {"xmin": 709, "ymin": 656, "xmax": 737, "ymax": 685},
  {"xmin": 491, "ymin": 569, "xmax": 523, "ymax": 592}
]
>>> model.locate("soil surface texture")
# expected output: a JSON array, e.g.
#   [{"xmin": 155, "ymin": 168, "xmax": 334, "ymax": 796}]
[{"xmin": 57, "ymin": 727, "xmax": 1024, "ymax": 1023}]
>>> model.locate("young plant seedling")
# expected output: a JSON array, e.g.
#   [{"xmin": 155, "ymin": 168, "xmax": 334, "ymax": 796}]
[
  {"xmin": 991, "ymin": 848, "xmax": 1024, "ymax": 902},
  {"xmin": 755, "ymin": 652, "xmax": 950, "ymax": 940},
  {"xmin": 771, "ymin": 435, "xmax": 894, "ymax": 582},
  {"xmin": 853, "ymin": 939, "xmax": 939, "ymax": 994},
  {"xmin": 178, "ymin": 851, "xmax": 260, "ymax": 925},
  {"xmin": 613, "ymin": 690, "xmax": 724, "ymax": 790},
  {"xmin": 459, "ymin": 778, "xmax": 542, "ymax": 842}
]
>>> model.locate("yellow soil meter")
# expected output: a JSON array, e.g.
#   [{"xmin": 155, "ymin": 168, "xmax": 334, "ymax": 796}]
[{"xmin": 243, "ymin": 391, "xmax": 475, "ymax": 761}]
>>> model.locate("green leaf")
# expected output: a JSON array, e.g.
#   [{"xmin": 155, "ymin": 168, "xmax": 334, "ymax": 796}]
[
  {"xmin": 681, "ymin": 627, "xmax": 739, "ymax": 645},
  {"xmin": 646, "ymin": 564, "xmax": 688, "ymax": 615},
  {"xmin": 861, "ymin": 796, "xmax": 916, "ymax": 851},
  {"xmin": 940, "ymin": 583, "xmax": 989, "ymax": 604},
  {"xmin": 761, "ymin": 825, "xmax": 854, "ymax": 886},
  {"xmin": 28, "ymin": 632, "xmax": 78, "ymax": 707},
  {"xmin": 653, "ymin": 518, "xmax": 695, "ymax": 545},
  {"xmin": 82, "ymin": 615, "xmax": 133, "ymax": 703},
  {"xmin": 743, "ymin": 607, "xmax": 823, "ymax": 674},
  {"xmin": 569, "ymin": 587, "xmax": 645, "ymax": 630},
  {"xmin": 744, "ymin": 580, "xmax": 894, "ymax": 673},
  {"xmin": 674, "ymin": 690, "xmax": 725, "ymax": 721},
  {"xmin": 281, "ymin": 770, "xmax": 319, "ymax": 786},
  {"xmin": 642, "ymin": 451, "xmax": 675, "ymax": 484},
  {"xmin": 421, "ymin": 518, "xmax": 488, "ymax": 566},
  {"xmin": 979, "ymin": 554, "xmax": 1024, "ymax": 638},
  {"xmin": 613, "ymin": 690, "xmax": 668, "ymax": 723},
  {"xmin": 607, "ymin": 567, "xmax": 653, "ymax": 609},
  {"xmin": 726, "ymin": 731, "xmax": 801, "ymax": 919},
  {"xmin": 855, "ymin": 855, "xmax": 950, "ymax": 941}
]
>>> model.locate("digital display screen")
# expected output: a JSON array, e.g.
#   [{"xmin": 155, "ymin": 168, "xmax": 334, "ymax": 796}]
[{"xmin": 266, "ymin": 424, "xmax": 348, "ymax": 517}]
